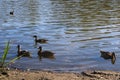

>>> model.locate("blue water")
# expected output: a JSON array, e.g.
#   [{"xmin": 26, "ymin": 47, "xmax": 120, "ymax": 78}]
[{"xmin": 0, "ymin": 0, "xmax": 120, "ymax": 73}]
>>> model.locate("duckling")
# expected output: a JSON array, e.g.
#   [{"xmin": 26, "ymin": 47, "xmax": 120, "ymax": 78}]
[
  {"xmin": 38, "ymin": 46, "xmax": 55, "ymax": 59},
  {"xmin": 33, "ymin": 35, "xmax": 48, "ymax": 43},
  {"xmin": 100, "ymin": 50, "xmax": 116, "ymax": 64},
  {"xmin": 17, "ymin": 45, "xmax": 31, "ymax": 58}
]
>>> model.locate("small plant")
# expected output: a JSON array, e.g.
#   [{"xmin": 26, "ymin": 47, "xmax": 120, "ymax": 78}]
[
  {"xmin": 0, "ymin": 41, "xmax": 21, "ymax": 68},
  {"xmin": 0, "ymin": 41, "xmax": 10, "ymax": 68}
]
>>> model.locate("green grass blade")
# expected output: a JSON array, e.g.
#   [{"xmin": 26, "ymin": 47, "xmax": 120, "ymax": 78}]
[
  {"xmin": 5, "ymin": 55, "xmax": 22, "ymax": 66},
  {"xmin": 1, "ymin": 41, "xmax": 10, "ymax": 67}
]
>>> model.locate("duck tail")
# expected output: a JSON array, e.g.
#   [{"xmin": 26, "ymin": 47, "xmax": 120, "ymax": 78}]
[
  {"xmin": 100, "ymin": 50, "xmax": 105, "ymax": 57},
  {"xmin": 112, "ymin": 52, "xmax": 116, "ymax": 59},
  {"xmin": 111, "ymin": 52, "xmax": 116, "ymax": 64}
]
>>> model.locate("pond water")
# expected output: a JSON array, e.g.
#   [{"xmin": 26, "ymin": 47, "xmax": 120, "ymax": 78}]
[{"xmin": 0, "ymin": 0, "xmax": 120, "ymax": 73}]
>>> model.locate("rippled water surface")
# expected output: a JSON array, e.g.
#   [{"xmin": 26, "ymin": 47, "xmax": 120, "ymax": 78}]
[{"xmin": 0, "ymin": 0, "xmax": 120, "ymax": 73}]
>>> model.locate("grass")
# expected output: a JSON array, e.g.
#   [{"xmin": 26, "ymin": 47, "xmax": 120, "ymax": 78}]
[
  {"xmin": 0, "ymin": 41, "xmax": 21, "ymax": 69},
  {"xmin": 0, "ymin": 41, "xmax": 10, "ymax": 68}
]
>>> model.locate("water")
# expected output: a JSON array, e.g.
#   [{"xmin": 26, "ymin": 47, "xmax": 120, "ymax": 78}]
[{"xmin": 0, "ymin": 0, "xmax": 120, "ymax": 73}]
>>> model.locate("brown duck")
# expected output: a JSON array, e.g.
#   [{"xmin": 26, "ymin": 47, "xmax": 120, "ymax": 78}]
[
  {"xmin": 38, "ymin": 46, "xmax": 55, "ymax": 59},
  {"xmin": 100, "ymin": 50, "xmax": 116, "ymax": 64},
  {"xmin": 33, "ymin": 35, "xmax": 48, "ymax": 43},
  {"xmin": 17, "ymin": 45, "xmax": 31, "ymax": 58}
]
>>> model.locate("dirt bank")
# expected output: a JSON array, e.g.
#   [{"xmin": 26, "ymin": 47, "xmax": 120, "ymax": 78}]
[{"xmin": 0, "ymin": 70, "xmax": 120, "ymax": 80}]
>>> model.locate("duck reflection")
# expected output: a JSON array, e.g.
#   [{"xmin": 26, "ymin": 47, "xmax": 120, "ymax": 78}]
[
  {"xmin": 100, "ymin": 50, "xmax": 116, "ymax": 64},
  {"xmin": 38, "ymin": 54, "xmax": 55, "ymax": 61},
  {"xmin": 37, "ymin": 46, "xmax": 55, "ymax": 60}
]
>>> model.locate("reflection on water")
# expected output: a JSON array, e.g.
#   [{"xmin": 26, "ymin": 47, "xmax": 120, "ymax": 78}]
[{"xmin": 0, "ymin": 0, "xmax": 120, "ymax": 72}]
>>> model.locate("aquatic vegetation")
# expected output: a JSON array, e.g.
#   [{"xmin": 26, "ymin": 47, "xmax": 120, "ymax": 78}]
[{"xmin": 0, "ymin": 41, "xmax": 21, "ymax": 68}]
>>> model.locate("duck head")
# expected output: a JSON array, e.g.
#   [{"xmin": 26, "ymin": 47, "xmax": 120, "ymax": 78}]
[
  {"xmin": 17, "ymin": 45, "xmax": 21, "ymax": 53},
  {"xmin": 38, "ymin": 46, "xmax": 42, "ymax": 54},
  {"xmin": 38, "ymin": 46, "xmax": 42, "ymax": 50},
  {"xmin": 33, "ymin": 35, "xmax": 38, "ymax": 42},
  {"xmin": 33, "ymin": 35, "xmax": 37, "ymax": 38}
]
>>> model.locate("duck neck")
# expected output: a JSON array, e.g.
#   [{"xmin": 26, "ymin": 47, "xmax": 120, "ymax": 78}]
[
  {"xmin": 17, "ymin": 46, "xmax": 21, "ymax": 54},
  {"xmin": 35, "ymin": 37, "xmax": 37, "ymax": 41},
  {"xmin": 38, "ymin": 48, "xmax": 42, "ymax": 55}
]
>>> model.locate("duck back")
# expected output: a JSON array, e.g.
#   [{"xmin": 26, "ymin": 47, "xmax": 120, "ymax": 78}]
[
  {"xmin": 41, "ymin": 51, "xmax": 54, "ymax": 57},
  {"xmin": 100, "ymin": 50, "xmax": 113, "ymax": 59}
]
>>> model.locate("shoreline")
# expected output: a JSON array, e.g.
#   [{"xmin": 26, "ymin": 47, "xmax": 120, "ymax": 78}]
[{"xmin": 0, "ymin": 69, "xmax": 120, "ymax": 80}]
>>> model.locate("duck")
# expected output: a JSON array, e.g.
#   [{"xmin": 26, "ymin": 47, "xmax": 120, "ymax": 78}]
[
  {"xmin": 100, "ymin": 50, "xmax": 116, "ymax": 64},
  {"xmin": 17, "ymin": 45, "xmax": 31, "ymax": 58},
  {"xmin": 37, "ymin": 46, "xmax": 55, "ymax": 59},
  {"xmin": 33, "ymin": 35, "xmax": 48, "ymax": 43},
  {"xmin": 10, "ymin": 10, "xmax": 14, "ymax": 15}
]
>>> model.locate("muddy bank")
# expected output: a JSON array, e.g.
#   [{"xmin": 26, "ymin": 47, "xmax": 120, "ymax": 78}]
[{"xmin": 0, "ymin": 69, "xmax": 120, "ymax": 80}]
